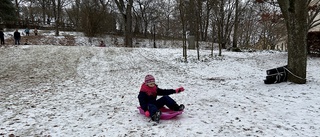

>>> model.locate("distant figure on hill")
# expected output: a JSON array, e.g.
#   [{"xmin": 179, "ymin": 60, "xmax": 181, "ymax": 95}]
[
  {"xmin": 24, "ymin": 38, "xmax": 29, "ymax": 45},
  {"xmin": 13, "ymin": 29, "xmax": 21, "ymax": 45},
  {"xmin": 0, "ymin": 28, "xmax": 4, "ymax": 45},
  {"xmin": 25, "ymin": 28, "xmax": 30, "ymax": 36},
  {"xmin": 99, "ymin": 41, "xmax": 106, "ymax": 47},
  {"xmin": 34, "ymin": 28, "xmax": 38, "ymax": 36},
  {"xmin": 47, "ymin": 18, "xmax": 51, "ymax": 25}
]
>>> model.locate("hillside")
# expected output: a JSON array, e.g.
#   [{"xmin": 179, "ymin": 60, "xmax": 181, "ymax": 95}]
[{"xmin": 0, "ymin": 41, "xmax": 320, "ymax": 136}]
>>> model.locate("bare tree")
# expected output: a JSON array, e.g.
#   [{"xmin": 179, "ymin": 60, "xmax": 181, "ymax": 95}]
[
  {"xmin": 236, "ymin": 1, "xmax": 261, "ymax": 48},
  {"xmin": 38, "ymin": 0, "xmax": 52, "ymax": 25},
  {"xmin": 158, "ymin": 0, "xmax": 176, "ymax": 38},
  {"xmin": 231, "ymin": 0, "xmax": 261, "ymax": 49},
  {"xmin": 308, "ymin": 0, "xmax": 320, "ymax": 30},
  {"xmin": 195, "ymin": 0, "xmax": 201, "ymax": 60},
  {"xmin": 114, "ymin": 0, "xmax": 133, "ymax": 47},
  {"xmin": 232, "ymin": 0, "xmax": 239, "ymax": 49},
  {"xmin": 51, "ymin": 0, "xmax": 62, "ymax": 36},
  {"xmin": 177, "ymin": 0, "xmax": 187, "ymax": 62},
  {"xmin": 212, "ymin": 0, "xmax": 235, "ymax": 55},
  {"xmin": 253, "ymin": 1, "xmax": 286, "ymax": 50},
  {"xmin": 75, "ymin": 0, "xmax": 116, "ymax": 37},
  {"xmin": 14, "ymin": 0, "xmax": 21, "ymax": 19},
  {"xmin": 201, "ymin": 0, "xmax": 212, "ymax": 41},
  {"xmin": 66, "ymin": 0, "xmax": 81, "ymax": 31},
  {"xmin": 135, "ymin": 0, "xmax": 153, "ymax": 37}
]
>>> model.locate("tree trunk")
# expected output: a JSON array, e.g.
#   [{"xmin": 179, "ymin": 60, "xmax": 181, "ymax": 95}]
[
  {"xmin": 179, "ymin": 0, "xmax": 187, "ymax": 62},
  {"xmin": 125, "ymin": 0, "xmax": 133, "ymax": 47},
  {"xmin": 217, "ymin": 0, "xmax": 224, "ymax": 56},
  {"xmin": 15, "ymin": 0, "xmax": 19, "ymax": 16},
  {"xmin": 278, "ymin": 0, "xmax": 307, "ymax": 84},
  {"xmin": 218, "ymin": 18, "xmax": 222, "ymax": 56},
  {"xmin": 115, "ymin": 0, "xmax": 133, "ymax": 47},
  {"xmin": 42, "ymin": 0, "xmax": 46, "ymax": 25},
  {"xmin": 232, "ymin": 0, "xmax": 239, "ymax": 48},
  {"xmin": 204, "ymin": 1, "xmax": 211, "ymax": 41},
  {"xmin": 196, "ymin": 0, "xmax": 201, "ymax": 60},
  {"xmin": 52, "ymin": 0, "xmax": 61, "ymax": 36},
  {"xmin": 56, "ymin": 0, "xmax": 61, "ymax": 36},
  {"xmin": 188, "ymin": 0, "xmax": 196, "ymax": 36}
]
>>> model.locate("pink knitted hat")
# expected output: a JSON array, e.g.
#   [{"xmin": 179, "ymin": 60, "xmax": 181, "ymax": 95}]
[{"xmin": 145, "ymin": 75, "xmax": 155, "ymax": 84}]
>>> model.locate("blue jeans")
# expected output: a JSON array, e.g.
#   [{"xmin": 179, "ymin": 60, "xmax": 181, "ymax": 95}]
[{"xmin": 147, "ymin": 95, "xmax": 177, "ymax": 116}]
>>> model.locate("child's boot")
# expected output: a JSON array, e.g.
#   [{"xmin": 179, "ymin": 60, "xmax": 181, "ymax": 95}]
[
  {"xmin": 151, "ymin": 110, "xmax": 161, "ymax": 123},
  {"xmin": 173, "ymin": 104, "xmax": 185, "ymax": 111}
]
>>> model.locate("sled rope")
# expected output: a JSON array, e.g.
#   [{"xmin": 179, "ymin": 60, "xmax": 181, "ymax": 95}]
[
  {"xmin": 283, "ymin": 67, "xmax": 306, "ymax": 80},
  {"xmin": 275, "ymin": 67, "xmax": 286, "ymax": 82}
]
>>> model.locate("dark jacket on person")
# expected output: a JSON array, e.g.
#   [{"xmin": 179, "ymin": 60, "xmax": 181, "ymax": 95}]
[
  {"xmin": 138, "ymin": 83, "xmax": 176, "ymax": 112},
  {"xmin": 0, "ymin": 31, "xmax": 4, "ymax": 38},
  {"xmin": 14, "ymin": 31, "xmax": 21, "ymax": 40}
]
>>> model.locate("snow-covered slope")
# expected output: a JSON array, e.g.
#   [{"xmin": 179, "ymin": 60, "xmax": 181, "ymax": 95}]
[{"xmin": 0, "ymin": 45, "xmax": 319, "ymax": 137}]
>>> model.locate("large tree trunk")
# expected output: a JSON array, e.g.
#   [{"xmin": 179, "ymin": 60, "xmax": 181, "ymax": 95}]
[
  {"xmin": 42, "ymin": 0, "xmax": 46, "ymax": 25},
  {"xmin": 125, "ymin": 0, "xmax": 133, "ymax": 47},
  {"xmin": 52, "ymin": 0, "xmax": 61, "ymax": 36},
  {"xmin": 278, "ymin": 0, "xmax": 308, "ymax": 84},
  {"xmin": 203, "ymin": 1, "xmax": 211, "ymax": 41},
  {"xmin": 115, "ymin": 0, "xmax": 133, "ymax": 47},
  {"xmin": 218, "ymin": 0, "xmax": 224, "ymax": 55},
  {"xmin": 232, "ymin": 0, "xmax": 239, "ymax": 48}
]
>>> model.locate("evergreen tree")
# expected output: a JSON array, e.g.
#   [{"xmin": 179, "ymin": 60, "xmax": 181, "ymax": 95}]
[{"xmin": 0, "ymin": 0, "xmax": 16, "ymax": 22}]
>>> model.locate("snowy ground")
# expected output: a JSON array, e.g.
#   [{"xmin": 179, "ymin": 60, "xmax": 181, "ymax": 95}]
[{"xmin": 1, "ymin": 35, "xmax": 320, "ymax": 137}]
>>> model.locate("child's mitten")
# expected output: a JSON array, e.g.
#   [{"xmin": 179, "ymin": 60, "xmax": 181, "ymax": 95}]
[
  {"xmin": 175, "ymin": 87, "xmax": 185, "ymax": 93},
  {"xmin": 145, "ymin": 111, "xmax": 150, "ymax": 117}
]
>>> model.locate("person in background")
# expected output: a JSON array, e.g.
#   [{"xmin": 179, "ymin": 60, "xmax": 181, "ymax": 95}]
[
  {"xmin": 47, "ymin": 18, "xmax": 51, "ymax": 25},
  {"xmin": 14, "ymin": 29, "xmax": 21, "ymax": 45},
  {"xmin": 25, "ymin": 28, "xmax": 30, "ymax": 36},
  {"xmin": 34, "ymin": 28, "xmax": 38, "ymax": 36},
  {"xmin": 138, "ymin": 74, "xmax": 185, "ymax": 123},
  {"xmin": 0, "ymin": 28, "xmax": 4, "ymax": 45},
  {"xmin": 24, "ymin": 38, "xmax": 29, "ymax": 45},
  {"xmin": 99, "ymin": 40, "xmax": 106, "ymax": 47}
]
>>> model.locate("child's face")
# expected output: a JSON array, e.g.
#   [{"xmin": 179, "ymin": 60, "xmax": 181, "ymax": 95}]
[{"xmin": 147, "ymin": 82, "xmax": 155, "ymax": 87}]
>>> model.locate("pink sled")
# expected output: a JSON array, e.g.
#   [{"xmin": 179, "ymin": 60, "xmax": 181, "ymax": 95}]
[{"xmin": 137, "ymin": 107, "xmax": 183, "ymax": 120}]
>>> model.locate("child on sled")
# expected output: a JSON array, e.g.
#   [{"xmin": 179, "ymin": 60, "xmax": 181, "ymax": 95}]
[{"xmin": 138, "ymin": 74, "xmax": 185, "ymax": 122}]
